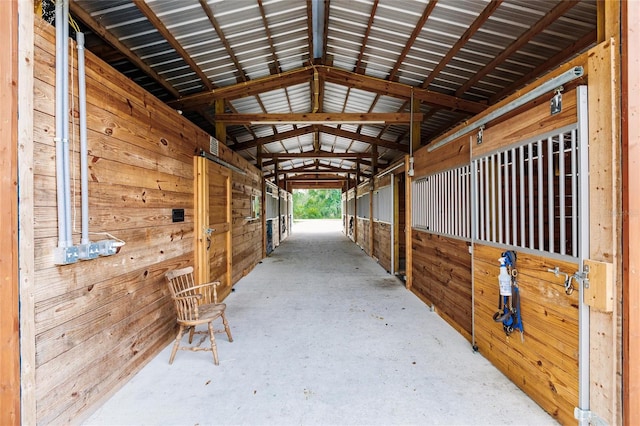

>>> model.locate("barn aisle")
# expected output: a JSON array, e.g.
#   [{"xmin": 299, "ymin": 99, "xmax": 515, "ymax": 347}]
[{"xmin": 84, "ymin": 220, "xmax": 556, "ymax": 425}]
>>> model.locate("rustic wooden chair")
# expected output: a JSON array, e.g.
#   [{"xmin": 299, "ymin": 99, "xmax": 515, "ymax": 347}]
[{"xmin": 164, "ymin": 266, "xmax": 233, "ymax": 365}]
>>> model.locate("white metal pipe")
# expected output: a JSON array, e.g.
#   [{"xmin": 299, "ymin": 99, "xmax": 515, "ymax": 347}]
[
  {"xmin": 490, "ymin": 155, "xmax": 496, "ymax": 242},
  {"xmin": 527, "ymin": 143, "xmax": 534, "ymax": 248},
  {"xmin": 77, "ymin": 31, "xmax": 90, "ymax": 245},
  {"xmin": 504, "ymin": 152, "xmax": 510, "ymax": 245},
  {"xmin": 571, "ymin": 128, "xmax": 578, "ymax": 257},
  {"xmin": 62, "ymin": 0, "xmax": 72, "ymax": 246},
  {"xmin": 576, "ymin": 85, "xmax": 591, "ymax": 424},
  {"xmin": 390, "ymin": 175, "xmax": 394, "ymax": 274},
  {"xmin": 55, "ymin": 0, "xmax": 67, "ymax": 248},
  {"xmin": 428, "ymin": 66, "xmax": 584, "ymax": 152},
  {"xmin": 520, "ymin": 146, "xmax": 526, "ymax": 247},
  {"xmin": 511, "ymin": 148, "xmax": 517, "ymax": 246},
  {"xmin": 497, "ymin": 153, "xmax": 503, "ymax": 244},
  {"xmin": 548, "ymin": 137, "xmax": 555, "ymax": 253},
  {"xmin": 537, "ymin": 140, "xmax": 544, "ymax": 250},
  {"xmin": 559, "ymin": 133, "xmax": 566, "ymax": 255}
]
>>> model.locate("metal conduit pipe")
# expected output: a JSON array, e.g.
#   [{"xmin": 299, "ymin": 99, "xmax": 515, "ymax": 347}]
[
  {"xmin": 62, "ymin": 0, "xmax": 72, "ymax": 246},
  {"xmin": 77, "ymin": 31, "xmax": 89, "ymax": 245},
  {"xmin": 54, "ymin": 0, "xmax": 67, "ymax": 248}
]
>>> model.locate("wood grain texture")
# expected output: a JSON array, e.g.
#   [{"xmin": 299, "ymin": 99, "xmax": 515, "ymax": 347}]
[
  {"xmin": 31, "ymin": 19, "xmax": 263, "ymax": 424},
  {"xmin": 411, "ymin": 231, "xmax": 472, "ymax": 337},
  {"xmin": 1, "ymin": 1, "xmax": 20, "ymax": 423},
  {"xmin": 473, "ymin": 244, "xmax": 579, "ymax": 425}
]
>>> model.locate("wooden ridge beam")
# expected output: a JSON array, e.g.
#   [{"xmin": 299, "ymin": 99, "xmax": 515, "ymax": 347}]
[
  {"xmin": 262, "ymin": 152, "xmax": 371, "ymax": 159},
  {"xmin": 69, "ymin": 1, "xmax": 180, "ymax": 99},
  {"xmin": 319, "ymin": 125, "xmax": 409, "ymax": 152},
  {"xmin": 167, "ymin": 67, "xmax": 315, "ymax": 109},
  {"xmin": 215, "ymin": 112, "xmax": 422, "ymax": 125}
]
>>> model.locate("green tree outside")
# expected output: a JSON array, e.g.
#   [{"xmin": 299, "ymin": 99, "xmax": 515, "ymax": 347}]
[{"xmin": 293, "ymin": 189, "xmax": 342, "ymax": 219}]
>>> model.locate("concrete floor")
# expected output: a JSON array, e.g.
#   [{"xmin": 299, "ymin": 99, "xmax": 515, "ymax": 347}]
[{"xmin": 84, "ymin": 219, "xmax": 557, "ymax": 426}]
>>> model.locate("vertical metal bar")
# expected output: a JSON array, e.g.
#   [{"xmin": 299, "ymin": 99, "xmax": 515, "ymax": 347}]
[
  {"xmin": 455, "ymin": 169, "xmax": 460, "ymax": 237},
  {"xmin": 461, "ymin": 167, "xmax": 466, "ymax": 238},
  {"xmin": 472, "ymin": 161, "xmax": 478, "ymax": 240},
  {"xmin": 537, "ymin": 139, "xmax": 544, "ymax": 250},
  {"xmin": 498, "ymin": 152, "xmax": 504, "ymax": 244},
  {"xmin": 571, "ymin": 128, "xmax": 578, "ymax": 257},
  {"xmin": 504, "ymin": 151, "xmax": 510, "ymax": 245},
  {"xmin": 490, "ymin": 154, "xmax": 496, "ymax": 243},
  {"xmin": 576, "ymin": 84, "xmax": 590, "ymax": 425},
  {"xmin": 548, "ymin": 136, "xmax": 555, "ymax": 253},
  {"xmin": 528, "ymin": 143, "xmax": 534, "ymax": 249},
  {"xmin": 559, "ymin": 133, "xmax": 566, "ymax": 255},
  {"xmin": 479, "ymin": 158, "xmax": 485, "ymax": 240},
  {"xmin": 520, "ymin": 145, "xmax": 525, "ymax": 247},
  {"xmin": 511, "ymin": 148, "xmax": 517, "ymax": 247}
]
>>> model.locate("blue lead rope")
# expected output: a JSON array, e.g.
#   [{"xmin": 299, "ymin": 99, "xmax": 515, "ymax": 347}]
[{"xmin": 493, "ymin": 250, "xmax": 524, "ymax": 338}]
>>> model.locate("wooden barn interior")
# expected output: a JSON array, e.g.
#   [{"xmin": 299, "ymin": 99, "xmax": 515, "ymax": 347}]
[{"xmin": 1, "ymin": 0, "xmax": 639, "ymax": 424}]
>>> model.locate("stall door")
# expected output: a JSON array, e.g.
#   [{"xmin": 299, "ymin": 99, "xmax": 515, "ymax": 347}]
[{"xmin": 194, "ymin": 156, "xmax": 232, "ymax": 296}]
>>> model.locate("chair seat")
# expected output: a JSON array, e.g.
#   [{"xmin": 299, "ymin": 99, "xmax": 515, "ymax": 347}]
[{"xmin": 178, "ymin": 303, "xmax": 227, "ymax": 326}]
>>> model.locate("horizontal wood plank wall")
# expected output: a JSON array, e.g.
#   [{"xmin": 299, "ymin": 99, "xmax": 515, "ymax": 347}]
[
  {"xmin": 411, "ymin": 231, "xmax": 472, "ymax": 339},
  {"xmin": 373, "ymin": 222, "xmax": 391, "ymax": 272},
  {"xmin": 356, "ymin": 218, "xmax": 370, "ymax": 255},
  {"xmin": 33, "ymin": 19, "xmax": 262, "ymax": 424},
  {"xmin": 231, "ymin": 170, "xmax": 262, "ymax": 287},
  {"xmin": 473, "ymin": 244, "xmax": 579, "ymax": 425}
]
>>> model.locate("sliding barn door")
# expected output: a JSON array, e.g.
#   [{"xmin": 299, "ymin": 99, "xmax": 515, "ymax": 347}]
[{"xmin": 194, "ymin": 156, "xmax": 232, "ymax": 293}]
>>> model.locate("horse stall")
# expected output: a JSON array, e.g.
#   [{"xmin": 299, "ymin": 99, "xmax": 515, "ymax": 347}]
[{"xmin": 406, "ymin": 42, "xmax": 619, "ymax": 424}]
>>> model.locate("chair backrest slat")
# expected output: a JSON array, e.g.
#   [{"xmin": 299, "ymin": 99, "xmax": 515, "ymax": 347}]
[{"xmin": 165, "ymin": 266, "xmax": 200, "ymax": 321}]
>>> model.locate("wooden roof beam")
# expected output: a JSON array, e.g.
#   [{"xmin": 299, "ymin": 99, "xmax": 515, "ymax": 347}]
[
  {"xmin": 354, "ymin": 0, "xmax": 378, "ymax": 74},
  {"xmin": 421, "ymin": 0, "xmax": 502, "ymax": 89},
  {"xmin": 133, "ymin": 0, "xmax": 214, "ymax": 91},
  {"xmin": 69, "ymin": 1, "xmax": 179, "ymax": 98},
  {"xmin": 166, "ymin": 67, "xmax": 315, "ymax": 110},
  {"xmin": 319, "ymin": 67, "xmax": 486, "ymax": 114},
  {"xmin": 263, "ymin": 152, "xmax": 372, "ymax": 159},
  {"xmin": 215, "ymin": 112, "xmax": 422, "ymax": 125},
  {"xmin": 455, "ymin": 0, "xmax": 581, "ymax": 98}
]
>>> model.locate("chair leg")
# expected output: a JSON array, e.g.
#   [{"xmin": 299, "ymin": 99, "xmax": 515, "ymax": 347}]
[
  {"xmin": 188, "ymin": 326, "xmax": 195, "ymax": 344},
  {"xmin": 221, "ymin": 311, "xmax": 233, "ymax": 342},
  {"xmin": 208, "ymin": 322, "xmax": 219, "ymax": 365},
  {"xmin": 169, "ymin": 325, "xmax": 185, "ymax": 365}
]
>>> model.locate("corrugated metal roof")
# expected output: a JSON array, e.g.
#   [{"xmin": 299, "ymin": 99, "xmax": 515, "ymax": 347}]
[{"xmin": 71, "ymin": 0, "xmax": 597, "ymax": 183}]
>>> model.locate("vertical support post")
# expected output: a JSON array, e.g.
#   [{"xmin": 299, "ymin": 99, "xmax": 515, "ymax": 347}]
[
  {"xmin": 0, "ymin": 1, "xmax": 20, "ymax": 423},
  {"xmin": 355, "ymin": 162, "xmax": 360, "ymax": 243},
  {"xmin": 215, "ymin": 99, "xmax": 226, "ymax": 144},
  {"xmin": 622, "ymin": 2, "xmax": 640, "ymax": 424},
  {"xmin": 17, "ymin": 0, "xmax": 35, "ymax": 423},
  {"xmin": 405, "ymin": 155, "xmax": 413, "ymax": 289},
  {"xmin": 411, "ymin": 97, "xmax": 421, "ymax": 153},
  {"xmin": 194, "ymin": 157, "xmax": 210, "ymax": 295}
]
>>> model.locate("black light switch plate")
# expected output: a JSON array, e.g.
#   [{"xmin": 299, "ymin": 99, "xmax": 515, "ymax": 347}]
[{"xmin": 172, "ymin": 209, "xmax": 184, "ymax": 223}]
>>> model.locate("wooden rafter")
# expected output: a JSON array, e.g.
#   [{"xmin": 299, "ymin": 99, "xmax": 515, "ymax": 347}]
[
  {"xmin": 258, "ymin": 0, "xmax": 281, "ymax": 73},
  {"xmin": 388, "ymin": 0, "xmax": 438, "ymax": 81},
  {"xmin": 489, "ymin": 29, "xmax": 597, "ymax": 104},
  {"xmin": 421, "ymin": 0, "xmax": 502, "ymax": 89},
  {"xmin": 199, "ymin": 0, "xmax": 246, "ymax": 83},
  {"xmin": 69, "ymin": 1, "xmax": 180, "ymax": 98},
  {"xmin": 306, "ymin": 0, "xmax": 314, "ymax": 62},
  {"xmin": 320, "ymin": 67, "xmax": 486, "ymax": 114},
  {"xmin": 322, "ymin": 0, "xmax": 331, "ymax": 65},
  {"xmin": 214, "ymin": 112, "xmax": 422, "ymax": 124},
  {"xmin": 167, "ymin": 67, "xmax": 315, "ymax": 109},
  {"xmin": 320, "ymin": 125, "xmax": 408, "ymax": 152},
  {"xmin": 455, "ymin": 0, "xmax": 581, "ymax": 98},
  {"xmin": 354, "ymin": 0, "xmax": 378, "ymax": 74},
  {"xmin": 133, "ymin": 0, "xmax": 214, "ymax": 91}
]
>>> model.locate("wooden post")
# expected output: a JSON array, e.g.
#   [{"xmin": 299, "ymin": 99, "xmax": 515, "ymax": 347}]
[
  {"xmin": 215, "ymin": 99, "xmax": 226, "ymax": 144},
  {"xmin": 411, "ymin": 97, "xmax": 421, "ymax": 152},
  {"xmin": 369, "ymin": 178, "xmax": 374, "ymax": 256},
  {"xmin": 17, "ymin": 0, "xmax": 35, "ymax": 423},
  {"xmin": 622, "ymin": 1, "xmax": 640, "ymax": 424},
  {"xmin": 194, "ymin": 157, "xmax": 210, "ymax": 284},
  {"xmin": 588, "ymin": 1, "xmax": 621, "ymax": 422},
  {"xmin": 405, "ymin": 155, "xmax": 413, "ymax": 289},
  {"xmin": 0, "ymin": 1, "xmax": 20, "ymax": 423},
  {"xmin": 258, "ymin": 145, "xmax": 266, "ymax": 258},
  {"xmin": 355, "ymin": 162, "xmax": 360, "ymax": 243}
]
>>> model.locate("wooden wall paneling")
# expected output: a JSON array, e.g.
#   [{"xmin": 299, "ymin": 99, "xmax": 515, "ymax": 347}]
[
  {"xmin": 588, "ymin": 34, "xmax": 620, "ymax": 424},
  {"xmin": 0, "ymin": 1, "xmax": 20, "ymax": 423},
  {"xmin": 412, "ymin": 132, "xmax": 469, "ymax": 178},
  {"xmin": 623, "ymin": 1, "xmax": 640, "ymax": 424},
  {"xmin": 410, "ymin": 231, "xmax": 472, "ymax": 339},
  {"xmin": 373, "ymin": 222, "xmax": 391, "ymax": 272},
  {"xmin": 30, "ymin": 18, "xmax": 263, "ymax": 423},
  {"xmin": 473, "ymin": 244, "xmax": 579, "ymax": 425}
]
